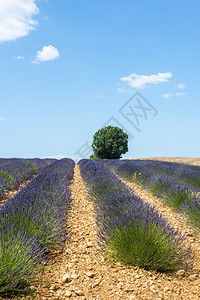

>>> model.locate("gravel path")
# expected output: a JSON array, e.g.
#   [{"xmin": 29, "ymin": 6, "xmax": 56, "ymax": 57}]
[{"xmin": 29, "ymin": 166, "xmax": 200, "ymax": 299}]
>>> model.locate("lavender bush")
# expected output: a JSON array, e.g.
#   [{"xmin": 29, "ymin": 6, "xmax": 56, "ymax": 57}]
[
  {"xmin": 103, "ymin": 159, "xmax": 200, "ymax": 232},
  {"xmin": 122, "ymin": 159, "xmax": 200, "ymax": 191},
  {"xmin": 78, "ymin": 159, "xmax": 192, "ymax": 271},
  {"xmin": 0, "ymin": 158, "xmax": 53, "ymax": 199},
  {"xmin": 181, "ymin": 198, "xmax": 200, "ymax": 231},
  {"xmin": 0, "ymin": 158, "xmax": 75, "ymax": 294}
]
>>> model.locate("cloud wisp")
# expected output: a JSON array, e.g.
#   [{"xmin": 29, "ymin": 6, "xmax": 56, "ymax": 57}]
[
  {"xmin": 162, "ymin": 92, "xmax": 188, "ymax": 98},
  {"xmin": 0, "ymin": 0, "xmax": 39, "ymax": 43},
  {"xmin": 120, "ymin": 72, "xmax": 173, "ymax": 89},
  {"xmin": 174, "ymin": 92, "xmax": 188, "ymax": 96},
  {"xmin": 177, "ymin": 83, "xmax": 187, "ymax": 89},
  {"xmin": 117, "ymin": 88, "xmax": 133, "ymax": 94},
  {"xmin": 162, "ymin": 93, "xmax": 173, "ymax": 99},
  {"xmin": 33, "ymin": 45, "xmax": 59, "ymax": 64},
  {"xmin": 15, "ymin": 56, "xmax": 24, "ymax": 60},
  {"xmin": 0, "ymin": 116, "xmax": 6, "ymax": 121},
  {"xmin": 43, "ymin": 154, "xmax": 67, "ymax": 160}
]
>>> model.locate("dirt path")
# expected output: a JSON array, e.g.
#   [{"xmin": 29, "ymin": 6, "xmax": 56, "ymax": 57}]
[{"xmin": 31, "ymin": 165, "xmax": 200, "ymax": 299}]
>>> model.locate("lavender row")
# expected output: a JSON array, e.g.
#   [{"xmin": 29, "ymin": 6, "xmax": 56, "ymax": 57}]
[
  {"xmin": 103, "ymin": 159, "xmax": 200, "ymax": 232},
  {"xmin": 129, "ymin": 159, "xmax": 200, "ymax": 191},
  {"xmin": 0, "ymin": 158, "xmax": 56, "ymax": 199},
  {"xmin": 0, "ymin": 158, "xmax": 75, "ymax": 294},
  {"xmin": 78, "ymin": 159, "xmax": 192, "ymax": 272}
]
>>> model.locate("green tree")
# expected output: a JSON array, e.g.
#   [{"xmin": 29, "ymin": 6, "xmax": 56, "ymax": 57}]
[{"xmin": 91, "ymin": 126, "xmax": 128, "ymax": 159}]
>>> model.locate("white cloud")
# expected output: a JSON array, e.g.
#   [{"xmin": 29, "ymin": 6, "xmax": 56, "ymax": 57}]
[
  {"xmin": 0, "ymin": 0, "xmax": 39, "ymax": 43},
  {"xmin": 15, "ymin": 55, "xmax": 24, "ymax": 60},
  {"xmin": 175, "ymin": 92, "xmax": 188, "ymax": 96},
  {"xmin": 43, "ymin": 154, "xmax": 79, "ymax": 163},
  {"xmin": 33, "ymin": 45, "xmax": 59, "ymax": 63},
  {"xmin": 43, "ymin": 154, "xmax": 67, "ymax": 160},
  {"xmin": 162, "ymin": 93, "xmax": 173, "ymax": 98},
  {"xmin": 177, "ymin": 83, "xmax": 186, "ymax": 89},
  {"xmin": 120, "ymin": 72, "xmax": 173, "ymax": 89},
  {"xmin": 162, "ymin": 92, "xmax": 188, "ymax": 98},
  {"xmin": 0, "ymin": 116, "xmax": 6, "ymax": 121},
  {"xmin": 117, "ymin": 88, "xmax": 133, "ymax": 93}
]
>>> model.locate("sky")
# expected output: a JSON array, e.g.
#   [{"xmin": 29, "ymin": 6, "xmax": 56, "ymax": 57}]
[{"xmin": 0, "ymin": 0, "xmax": 200, "ymax": 161}]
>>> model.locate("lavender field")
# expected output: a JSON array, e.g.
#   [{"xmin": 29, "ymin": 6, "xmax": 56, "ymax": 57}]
[{"xmin": 0, "ymin": 157, "xmax": 199, "ymax": 296}]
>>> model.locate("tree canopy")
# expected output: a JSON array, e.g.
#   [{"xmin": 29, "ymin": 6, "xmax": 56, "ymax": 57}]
[{"xmin": 91, "ymin": 126, "xmax": 128, "ymax": 159}]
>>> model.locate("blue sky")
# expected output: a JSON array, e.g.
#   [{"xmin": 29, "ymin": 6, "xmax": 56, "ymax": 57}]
[{"xmin": 0, "ymin": 0, "xmax": 200, "ymax": 161}]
